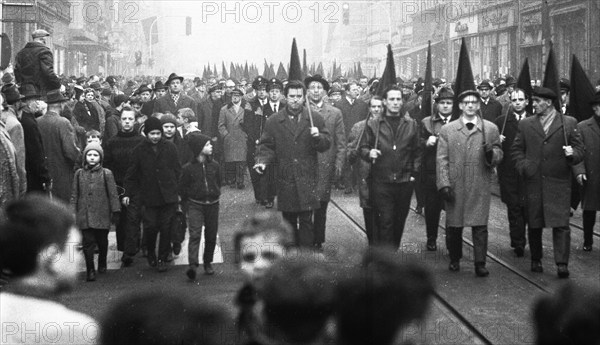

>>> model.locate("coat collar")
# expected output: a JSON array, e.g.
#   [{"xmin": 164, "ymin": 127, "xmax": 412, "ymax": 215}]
[
  {"xmin": 276, "ymin": 106, "xmax": 311, "ymax": 139},
  {"xmin": 585, "ymin": 116, "xmax": 600, "ymax": 136},
  {"xmin": 545, "ymin": 109, "xmax": 564, "ymax": 139}
]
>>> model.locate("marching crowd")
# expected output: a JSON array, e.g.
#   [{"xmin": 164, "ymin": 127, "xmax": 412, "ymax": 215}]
[{"xmin": 1, "ymin": 29, "xmax": 600, "ymax": 345}]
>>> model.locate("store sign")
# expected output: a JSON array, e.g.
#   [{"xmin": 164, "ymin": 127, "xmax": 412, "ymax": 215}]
[{"xmin": 450, "ymin": 16, "xmax": 478, "ymax": 38}]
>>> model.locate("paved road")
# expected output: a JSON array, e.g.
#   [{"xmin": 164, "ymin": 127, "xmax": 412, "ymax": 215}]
[{"xmin": 57, "ymin": 186, "xmax": 599, "ymax": 345}]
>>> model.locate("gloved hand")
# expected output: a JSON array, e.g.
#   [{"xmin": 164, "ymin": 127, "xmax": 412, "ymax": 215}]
[
  {"xmin": 348, "ymin": 149, "xmax": 359, "ymax": 165},
  {"xmin": 439, "ymin": 187, "xmax": 455, "ymax": 203},
  {"xmin": 485, "ymin": 145, "xmax": 494, "ymax": 165}
]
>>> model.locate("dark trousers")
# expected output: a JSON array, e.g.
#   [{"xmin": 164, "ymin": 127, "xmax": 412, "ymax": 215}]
[
  {"xmin": 363, "ymin": 207, "xmax": 378, "ymax": 245},
  {"xmin": 528, "ymin": 226, "xmax": 570, "ymax": 264},
  {"xmin": 313, "ymin": 201, "xmax": 329, "ymax": 244},
  {"xmin": 144, "ymin": 203, "xmax": 176, "ymax": 262},
  {"xmin": 187, "ymin": 202, "xmax": 219, "ymax": 266},
  {"xmin": 414, "ymin": 171, "xmax": 425, "ymax": 208},
  {"xmin": 246, "ymin": 150, "xmax": 265, "ymax": 202},
  {"xmin": 225, "ymin": 162, "xmax": 246, "ymax": 186},
  {"xmin": 446, "ymin": 226, "xmax": 488, "ymax": 264},
  {"xmin": 282, "ymin": 210, "xmax": 314, "ymax": 247},
  {"xmin": 122, "ymin": 200, "xmax": 143, "ymax": 258},
  {"xmin": 506, "ymin": 202, "xmax": 527, "ymax": 249},
  {"xmin": 342, "ymin": 160, "xmax": 358, "ymax": 189},
  {"xmin": 260, "ymin": 165, "xmax": 276, "ymax": 202},
  {"xmin": 372, "ymin": 181, "xmax": 413, "ymax": 248},
  {"xmin": 423, "ymin": 183, "xmax": 442, "ymax": 242},
  {"xmin": 82, "ymin": 228, "xmax": 109, "ymax": 272},
  {"xmin": 170, "ymin": 207, "xmax": 187, "ymax": 245},
  {"xmin": 583, "ymin": 210, "xmax": 596, "ymax": 247}
]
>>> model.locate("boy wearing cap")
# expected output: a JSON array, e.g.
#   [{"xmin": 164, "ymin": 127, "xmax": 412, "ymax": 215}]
[
  {"xmin": 123, "ymin": 117, "xmax": 181, "ymax": 272},
  {"xmin": 179, "ymin": 134, "xmax": 221, "ymax": 278},
  {"xmin": 512, "ymin": 87, "xmax": 584, "ymax": 278}
]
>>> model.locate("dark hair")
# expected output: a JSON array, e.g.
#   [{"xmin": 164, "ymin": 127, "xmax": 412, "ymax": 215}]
[
  {"xmin": 344, "ymin": 81, "xmax": 359, "ymax": 92},
  {"xmin": 284, "ymin": 80, "xmax": 306, "ymax": 97},
  {"xmin": 335, "ymin": 247, "xmax": 434, "ymax": 345},
  {"xmin": 119, "ymin": 106, "xmax": 135, "ymax": 118},
  {"xmin": 101, "ymin": 290, "xmax": 229, "ymax": 345},
  {"xmin": 261, "ymin": 257, "xmax": 336, "ymax": 343},
  {"xmin": 233, "ymin": 210, "xmax": 293, "ymax": 263},
  {"xmin": 382, "ymin": 85, "xmax": 403, "ymax": 100},
  {"xmin": 510, "ymin": 88, "xmax": 528, "ymax": 100},
  {"xmin": 0, "ymin": 194, "xmax": 75, "ymax": 277},
  {"xmin": 369, "ymin": 95, "xmax": 383, "ymax": 105}
]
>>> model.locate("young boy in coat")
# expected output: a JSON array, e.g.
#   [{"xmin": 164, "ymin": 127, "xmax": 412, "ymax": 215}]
[
  {"xmin": 70, "ymin": 142, "xmax": 121, "ymax": 281},
  {"xmin": 179, "ymin": 133, "xmax": 221, "ymax": 279}
]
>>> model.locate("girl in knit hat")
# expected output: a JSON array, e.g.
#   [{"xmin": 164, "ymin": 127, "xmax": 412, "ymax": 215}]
[{"xmin": 70, "ymin": 142, "xmax": 121, "ymax": 282}]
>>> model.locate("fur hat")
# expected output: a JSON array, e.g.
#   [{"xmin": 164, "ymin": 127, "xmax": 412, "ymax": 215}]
[
  {"xmin": 188, "ymin": 133, "xmax": 212, "ymax": 157},
  {"xmin": 83, "ymin": 142, "xmax": 104, "ymax": 163},
  {"xmin": 144, "ymin": 116, "xmax": 163, "ymax": 135}
]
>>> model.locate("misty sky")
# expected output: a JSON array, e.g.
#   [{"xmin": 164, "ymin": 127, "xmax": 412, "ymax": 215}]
[{"xmin": 137, "ymin": 1, "xmax": 339, "ymax": 73}]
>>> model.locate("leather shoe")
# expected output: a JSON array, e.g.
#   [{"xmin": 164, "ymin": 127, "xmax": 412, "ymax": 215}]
[
  {"xmin": 426, "ymin": 240, "xmax": 437, "ymax": 251},
  {"xmin": 557, "ymin": 264, "xmax": 569, "ymax": 278},
  {"xmin": 475, "ymin": 264, "xmax": 489, "ymax": 277},
  {"xmin": 186, "ymin": 267, "xmax": 197, "ymax": 280},
  {"xmin": 531, "ymin": 260, "xmax": 543, "ymax": 273},
  {"xmin": 204, "ymin": 263, "xmax": 215, "ymax": 275},
  {"xmin": 583, "ymin": 245, "xmax": 592, "ymax": 252},
  {"xmin": 172, "ymin": 242, "xmax": 181, "ymax": 256},
  {"xmin": 86, "ymin": 270, "xmax": 96, "ymax": 282},
  {"xmin": 415, "ymin": 206, "xmax": 423, "ymax": 215},
  {"xmin": 264, "ymin": 201, "xmax": 274, "ymax": 209},
  {"xmin": 121, "ymin": 255, "xmax": 133, "ymax": 267},
  {"xmin": 344, "ymin": 186, "xmax": 353, "ymax": 194},
  {"xmin": 147, "ymin": 256, "xmax": 157, "ymax": 268},
  {"xmin": 97, "ymin": 265, "xmax": 107, "ymax": 274},
  {"xmin": 449, "ymin": 261, "xmax": 460, "ymax": 272},
  {"xmin": 157, "ymin": 261, "xmax": 168, "ymax": 272},
  {"xmin": 514, "ymin": 246, "xmax": 525, "ymax": 257}
]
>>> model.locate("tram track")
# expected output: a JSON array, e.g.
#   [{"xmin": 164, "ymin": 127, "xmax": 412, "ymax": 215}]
[
  {"xmin": 329, "ymin": 198, "xmax": 498, "ymax": 345},
  {"xmin": 489, "ymin": 191, "xmax": 600, "ymax": 238}
]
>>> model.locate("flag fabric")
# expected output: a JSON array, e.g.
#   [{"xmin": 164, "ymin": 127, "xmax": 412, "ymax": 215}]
[
  {"xmin": 375, "ymin": 44, "xmax": 396, "ymax": 97},
  {"xmin": 452, "ymin": 37, "xmax": 476, "ymax": 119},
  {"xmin": 516, "ymin": 58, "xmax": 534, "ymax": 114},
  {"xmin": 222, "ymin": 62, "xmax": 229, "ymax": 79},
  {"xmin": 302, "ymin": 49, "xmax": 308, "ymax": 78},
  {"xmin": 569, "ymin": 54, "xmax": 596, "ymax": 122},
  {"xmin": 276, "ymin": 62, "xmax": 288, "ymax": 80},
  {"xmin": 542, "ymin": 42, "xmax": 561, "ymax": 111},
  {"xmin": 288, "ymin": 38, "xmax": 303, "ymax": 81},
  {"xmin": 421, "ymin": 41, "xmax": 434, "ymax": 119}
]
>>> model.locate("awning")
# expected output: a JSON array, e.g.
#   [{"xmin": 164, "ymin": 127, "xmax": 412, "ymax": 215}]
[{"xmin": 397, "ymin": 41, "xmax": 443, "ymax": 57}]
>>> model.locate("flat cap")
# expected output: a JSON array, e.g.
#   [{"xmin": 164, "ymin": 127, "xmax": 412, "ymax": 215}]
[
  {"xmin": 32, "ymin": 29, "xmax": 50, "ymax": 39},
  {"xmin": 532, "ymin": 86, "xmax": 557, "ymax": 100}
]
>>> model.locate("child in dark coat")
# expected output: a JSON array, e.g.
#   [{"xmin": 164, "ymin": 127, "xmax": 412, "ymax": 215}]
[
  {"xmin": 70, "ymin": 142, "xmax": 120, "ymax": 282},
  {"xmin": 179, "ymin": 134, "xmax": 221, "ymax": 279}
]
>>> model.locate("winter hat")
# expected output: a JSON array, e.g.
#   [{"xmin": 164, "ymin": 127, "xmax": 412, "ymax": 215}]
[
  {"xmin": 74, "ymin": 85, "xmax": 85, "ymax": 100},
  {"xmin": 144, "ymin": 116, "xmax": 163, "ymax": 135},
  {"xmin": 188, "ymin": 133, "xmax": 212, "ymax": 157},
  {"xmin": 83, "ymin": 142, "xmax": 104, "ymax": 163},
  {"xmin": 161, "ymin": 114, "xmax": 177, "ymax": 126}
]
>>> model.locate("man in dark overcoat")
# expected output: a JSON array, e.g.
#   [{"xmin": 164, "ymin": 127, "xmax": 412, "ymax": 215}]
[
  {"xmin": 254, "ymin": 80, "xmax": 331, "ymax": 247},
  {"xmin": 14, "ymin": 30, "xmax": 61, "ymax": 98},
  {"xmin": 494, "ymin": 88, "xmax": 532, "ymax": 257},
  {"xmin": 512, "ymin": 87, "xmax": 584, "ymax": 278},
  {"xmin": 420, "ymin": 88, "xmax": 454, "ymax": 251},
  {"xmin": 478, "ymin": 80, "xmax": 503, "ymax": 122},
  {"xmin": 153, "ymin": 73, "xmax": 197, "ymax": 115},
  {"xmin": 36, "ymin": 90, "xmax": 81, "ymax": 202},
  {"xmin": 572, "ymin": 94, "xmax": 600, "ymax": 251},
  {"xmin": 307, "ymin": 75, "xmax": 346, "ymax": 250}
]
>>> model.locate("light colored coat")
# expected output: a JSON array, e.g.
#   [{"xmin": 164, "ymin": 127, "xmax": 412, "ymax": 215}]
[
  {"xmin": 437, "ymin": 116, "xmax": 503, "ymax": 227},
  {"xmin": 573, "ymin": 117, "xmax": 600, "ymax": 210},
  {"xmin": 1, "ymin": 109, "xmax": 26, "ymax": 196},
  {"xmin": 218, "ymin": 103, "xmax": 248, "ymax": 162},
  {"xmin": 37, "ymin": 110, "xmax": 81, "ymax": 202},
  {"xmin": 313, "ymin": 103, "xmax": 346, "ymax": 202}
]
